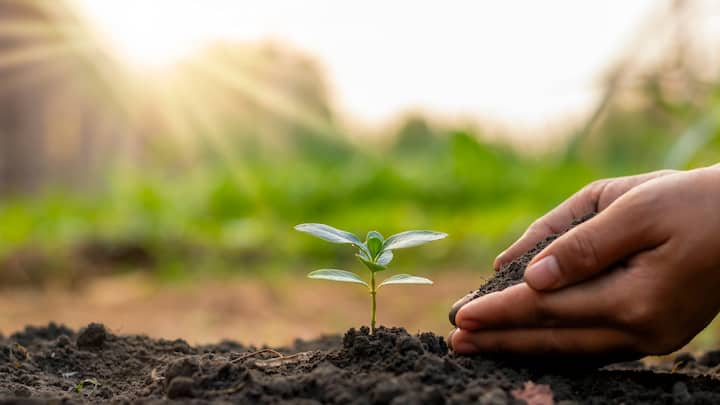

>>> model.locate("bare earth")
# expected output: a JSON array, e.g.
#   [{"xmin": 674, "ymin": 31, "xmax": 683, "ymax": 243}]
[{"xmin": 1, "ymin": 270, "xmax": 718, "ymax": 352}]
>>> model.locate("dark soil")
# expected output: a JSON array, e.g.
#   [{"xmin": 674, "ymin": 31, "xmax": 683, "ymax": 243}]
[
  {"xmin": 449, "ymin": 212, "xmax": 596, "ymax": 326},
  {"xmin": 1, "ymin": 322, "xmax": 720, "ymax": 404}
]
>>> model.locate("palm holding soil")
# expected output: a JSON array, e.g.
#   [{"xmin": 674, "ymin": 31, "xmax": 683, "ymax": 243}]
[{"xmin": 450, "ymin": 166, "xmax": 720, "ymax": 358}]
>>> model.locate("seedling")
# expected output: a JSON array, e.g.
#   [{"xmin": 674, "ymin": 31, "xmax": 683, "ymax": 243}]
[
  {"xmin": 295, "ymin": 223, "xmax": 446, "ymax": 333},
  {"xmin": 76, "ymin": 378, "xmax": 100, "ymax": 394}
]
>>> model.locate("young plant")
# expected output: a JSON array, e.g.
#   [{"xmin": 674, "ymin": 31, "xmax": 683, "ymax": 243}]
[
  {"xmin": 295, "ymin": 223, "xmax": 447, "ymax": 333},
  {"xmin": 76, "ymin": 378, "xmax": 100, "ymax": 394}
]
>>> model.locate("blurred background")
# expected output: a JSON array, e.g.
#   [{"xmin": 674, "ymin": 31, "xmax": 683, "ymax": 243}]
[{"xmin": 2, "ymin": 0, "xmax": 720, "ymax": 350}]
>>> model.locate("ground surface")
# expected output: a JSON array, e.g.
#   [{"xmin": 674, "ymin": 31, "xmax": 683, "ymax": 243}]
[{"xmin": 2, "ymin": 322, "xmax": 720, "ymax": 404}]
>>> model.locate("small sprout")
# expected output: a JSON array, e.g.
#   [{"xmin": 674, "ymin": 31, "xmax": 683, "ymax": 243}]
[
  {"xmin": 76, "ymin": 378, "xmax": 100, "ymax": 394},
  {"xmin": 295, "ymin": 223, "xmax": 446, "ymax": 333}
]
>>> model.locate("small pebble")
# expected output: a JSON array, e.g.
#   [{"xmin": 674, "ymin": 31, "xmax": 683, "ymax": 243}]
[
  {"xmin": 698, "ymin": 350, "xmax": 720, "ymax": 367},
  {"xmin": 481, "ymin": 387, "xmax": 507, "ymax": 405},
  {"xmin": 55, "ymin": 335, "xmax": 72, "ymax": 348},
  {"xmin": 76, "ymin": 323, "xmax": 107, "ymax": 350},
  {"xmin": 166, "ymin": 376, "xmax": 195, "ymax": 399},
  {"xmin": 165, "ymin": 357, "xmax": 200, "ymax": 382}
]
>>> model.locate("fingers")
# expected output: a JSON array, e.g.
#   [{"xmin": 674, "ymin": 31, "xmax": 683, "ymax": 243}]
[
  {"xmin": 522, "ymin": 193, "xmax": 666, "ymax": 291},
  {"xmin": 493, "ymin": 181, "xmax": 606, "ymax": 270},
  {"xmin": 450, "ymin": 327, "xmax": 638, "ymax": 357},
  {"xmin": 494, "ymin": 170, "xmax": 678, "ymax": 270},
  {"xmin": 454, "ymin": 282, "xmax": 615, "ymax": 330},
  {"xmin": 449, "ymin": 292, "xmax": 475, "ymax": 326}
]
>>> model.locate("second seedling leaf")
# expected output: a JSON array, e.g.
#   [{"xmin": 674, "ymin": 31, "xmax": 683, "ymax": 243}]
[
  {"xmin": 295, "ymin": 223, "xmax": 363, "ymax": 246},
  {"xmin": 366, "ymin": 231, "xmax": 384, "ymax": 258},
  {"xmin": 376, "ymin": 250, "xmax": 393, "ymax": 266},
  {"xmin": 308, "ymin": 269, "xmax": 368, "ymax": 286},
  {"xmin": 383, "ymin": 230, "xmax": 447, "ymax": 250},
  {"xmin": 378, "ymin": 274, "xmax": 433, "ymax": 288}
]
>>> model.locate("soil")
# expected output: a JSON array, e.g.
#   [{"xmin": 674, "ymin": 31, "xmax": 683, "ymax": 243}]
[
  {"xmin": 2, "ymin": 322, "xmax": 720, "ymax": 404},
  {"xmin": 449, "ymin": 212, "xmax": 596, "ymax": 326},
  {"xmin": 4, "ymin": 212, "xmax": 720, "ymax": 403}
]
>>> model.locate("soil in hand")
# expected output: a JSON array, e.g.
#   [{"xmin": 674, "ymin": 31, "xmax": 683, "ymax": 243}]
[
  {"xmin": 2, "ymin": 322, "xmax": 720, "ymax": 403},
  {"xmin": 449, "ymin": 212, "xmax": 595, "ymax": 326}
]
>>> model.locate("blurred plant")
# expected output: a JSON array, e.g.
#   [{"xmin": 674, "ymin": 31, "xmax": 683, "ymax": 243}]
[
  {"xmin": 76, "ymin": 378, "xmax": 100, "ymax": 394},
  {"xmin": 295, "ymin": 223, "xmax": 446, "ymax": 333}
]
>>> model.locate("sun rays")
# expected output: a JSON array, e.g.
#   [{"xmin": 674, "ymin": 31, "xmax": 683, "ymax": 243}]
[{"xmin": 0, "ymin": 0, "xmax": 338, "ymax": 187}]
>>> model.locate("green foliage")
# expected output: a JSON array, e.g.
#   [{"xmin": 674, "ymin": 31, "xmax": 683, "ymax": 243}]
[
  {"xmin": 0, "ymin": 126, "xmax": 599, "ymax": 283},
  {"xmin": 296, "ymin": 223, "xmax": 445, "ymax": 332}
]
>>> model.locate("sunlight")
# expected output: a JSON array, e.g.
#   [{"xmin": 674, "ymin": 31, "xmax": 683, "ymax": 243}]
[
  {"xmin": 72, "ymin": 0, "xmax": 218, "ymax": 68},
  {"xmin": 71, "ymin": 0, "xmax": 659, "ymax": 135}
]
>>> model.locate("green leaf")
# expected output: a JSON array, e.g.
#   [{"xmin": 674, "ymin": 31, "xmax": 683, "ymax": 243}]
[
  {"xmin": 295, "ymin": 223, "xmax": 362, "ymax": 246},
  {"xmin": 307, "ymin": 269, "xmax": 368, "ymax": 286},
  {"xmin": 383, "ymin": 230, "xmax": 447, "ymax": 250},
  {"xmin": 378, "ymin": 274, "xmax": 433, "ymax": 288},
  {"xmin": 357, "ymin": 249, "xmax": 372, "ymax": 262},
  {"xmin": 366, "ymin": 230, "xmax": 384, "ymax": 258},
  {"xmin": 376, "ymin": 250, "xmax": 393, "ymax": 266},
  {"xmin": 356, "ymin": 254, "xmax": 387, "ymax": 272}
]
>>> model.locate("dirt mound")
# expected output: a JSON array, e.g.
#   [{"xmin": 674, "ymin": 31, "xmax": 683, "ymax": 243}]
[{"xmin": 1, "ymin": 322, "xmax": 720, "ymax": 403}]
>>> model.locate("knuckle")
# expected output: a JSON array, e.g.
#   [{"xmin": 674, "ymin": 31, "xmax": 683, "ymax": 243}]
[
  {"xmin": 564, "ymin": 227, "xmax": 601, "ymax": 273},
  {"xmin": 585, "ymin": 179, "xmax": 608, "ymax": 193},
  {"xmin": 532, "ymin": 295, "xmax": 557, "ymax": 327},
  {"xmin": 584, "ymin": 180, "xmax": 610, "ymax": 202},
  {"xmin": 527, "ymin": 219, "xmax": 552, "ymax": 236},
  {"xmin": 579, "ymin": 180, "xmax": 612, "ymax": 212},
  {"xmin": 623, "ymin": 187, "xmax": 662, "ymax": 213},
  {"xmin": 616, "ymin": 299, "xmax": 658, "ymax": 329}
]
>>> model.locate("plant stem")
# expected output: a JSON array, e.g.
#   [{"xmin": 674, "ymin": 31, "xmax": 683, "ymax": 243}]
[{"xmin": 370, "ymin": 271, "xmax": 376, "ymax": 334}]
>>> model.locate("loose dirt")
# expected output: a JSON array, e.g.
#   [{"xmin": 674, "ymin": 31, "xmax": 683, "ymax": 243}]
[
  {"xmin": 2, "ymin": 322, "xmax": 720, "ymax": 403},
  {"xmin": 449, "ymin": 213, "xmax": 595, "ymax": 326}
]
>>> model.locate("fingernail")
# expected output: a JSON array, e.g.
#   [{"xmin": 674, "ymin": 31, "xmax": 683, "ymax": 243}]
[
  {"xmin": 493, "ymin": 250, "xmax": 508, "ymax": 269},
  {"xmin": 524, "ymin": 255, "xmax": 560, "ymax": 290},
  {"xmin": 448, "ymin": 294, "xmax": 474, "ymax": 326}
]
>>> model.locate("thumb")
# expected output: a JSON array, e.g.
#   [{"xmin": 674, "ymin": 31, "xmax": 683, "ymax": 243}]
[{"xmin": 523, "ymin": 197, "xmax": 660, "ymax": 291}]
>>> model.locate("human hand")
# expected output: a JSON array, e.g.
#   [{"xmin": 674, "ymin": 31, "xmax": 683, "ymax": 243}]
[{"xmin": 449, "ymin": 167, "xmax": 720, "ymax": 358}]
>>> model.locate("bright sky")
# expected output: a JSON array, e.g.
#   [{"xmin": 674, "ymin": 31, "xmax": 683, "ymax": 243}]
[{"xmin": 74, "ymin": 0, "xmax": 657, "ymax": 138}]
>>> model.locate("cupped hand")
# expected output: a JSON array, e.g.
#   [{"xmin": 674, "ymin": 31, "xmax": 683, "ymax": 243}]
[{"xmin": 450, "ymin": 166, "xmax": 720, "ymax": 358}]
